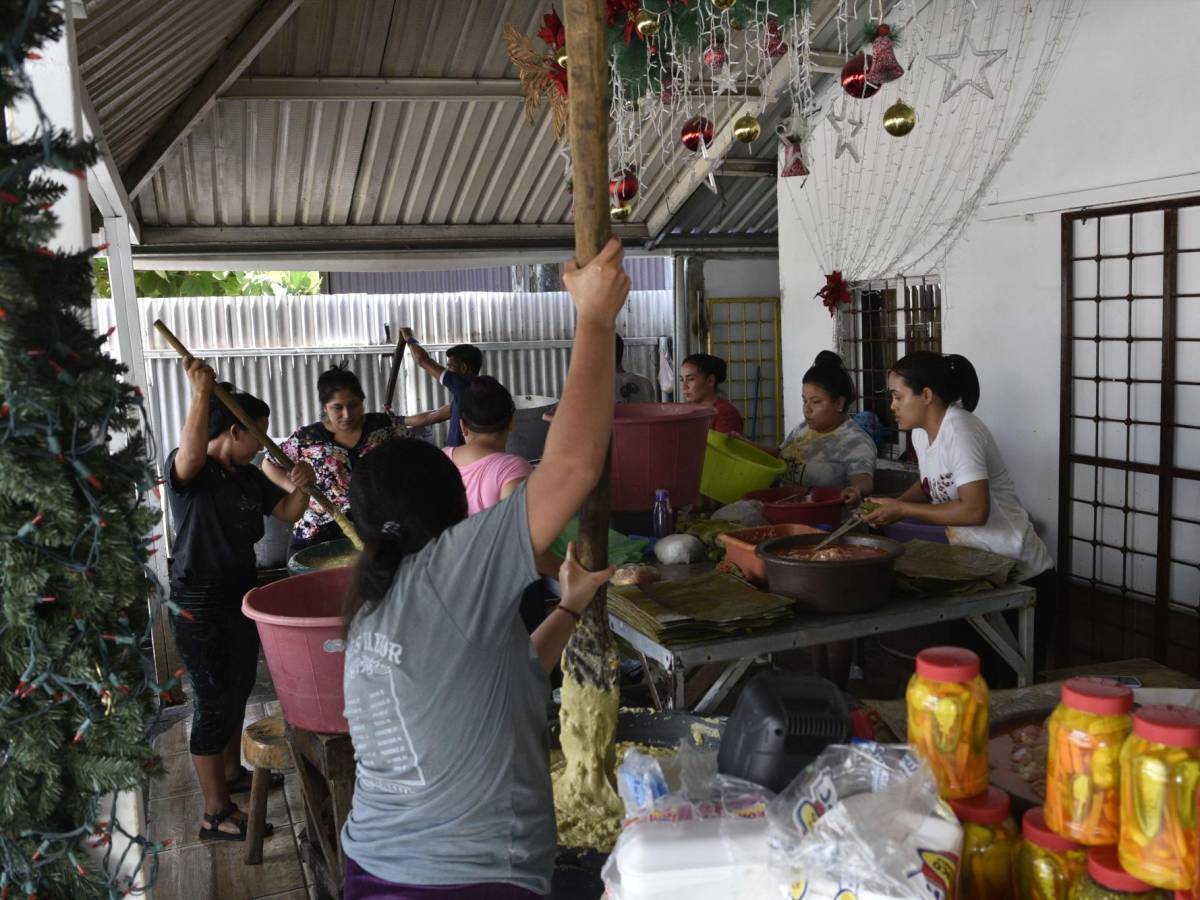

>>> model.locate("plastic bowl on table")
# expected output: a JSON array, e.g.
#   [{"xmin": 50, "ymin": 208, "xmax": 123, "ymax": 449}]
[
  {"xmin": 755, "ymin": 533, "xmax": 904, "ymax": 614},
  {"xmin": 744, "ymin": 486, "xmax": 845, "ymax": 528},
  {"xmin": 698, "ymin": 431, "xmax": 786, "ymax": 505},
  {"xmin": 243, "ymin": 567, "xmax": 352, "ymax": 734},
  {"xmin": 719, "ymin": 523, "xmax": 821, "ymax": 587},
  {"xmin": 547, "ymin": 403, "xmax": 715, "ymax": 512}
]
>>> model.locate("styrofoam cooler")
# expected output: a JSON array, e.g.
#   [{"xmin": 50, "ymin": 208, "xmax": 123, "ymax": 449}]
[{"xmin": 242, "ymin": 567, "xmax": 352, "ymax": 733}]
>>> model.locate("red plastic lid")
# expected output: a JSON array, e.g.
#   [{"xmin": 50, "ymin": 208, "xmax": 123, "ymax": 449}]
[
  {"xmin": 915, "ymin": 647, "xmax": 980, "ymax": 683},
  {"xmin": 1022, "ymin": 807, "xmax": 1083, "ymax": 853},
  {"xmin": 1132, "ymin": 705, "xmax": 1200, "ymax": 748},
  {"xmin": 949, "ymin": 787, "xmax": 1011, "ymax": 826},
  {"xmin": 1061, "ymin": 677, "xmax": 1133, "ymax": 716},
  {"xmin": 1087, "ymin": 846, "xmax": 1157, "ymax": 893}
]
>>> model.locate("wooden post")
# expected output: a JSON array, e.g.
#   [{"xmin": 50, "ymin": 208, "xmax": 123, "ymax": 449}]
[{"xmin": 562, "ymin": 0, "xmax": 616, "ymax": 688}]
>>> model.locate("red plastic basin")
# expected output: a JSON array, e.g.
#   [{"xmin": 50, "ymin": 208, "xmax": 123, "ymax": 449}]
[
  {"xmin": 243, "ymin": 568, "xmax": 351, "ymax": 734},
  {"xmin": 745, "ymin": 486, "xmax": 844, "ymax": 528}
]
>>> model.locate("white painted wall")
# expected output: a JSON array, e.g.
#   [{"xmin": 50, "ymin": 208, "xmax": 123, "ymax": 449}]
[
  {"xmin": 704, "ymin": 256, "xmax": 780, "ymax": 299},
  {"xmin": 777, "ymin": 0, "xmax": 1199, "ymax": 561}
]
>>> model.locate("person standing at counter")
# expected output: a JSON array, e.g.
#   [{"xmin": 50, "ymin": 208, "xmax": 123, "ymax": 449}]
[
  {"xmin": 168, "ymin": 358, "xmax": 315, "ymax": 841},
  {"xmin": 860, "ymin": 351, "xmax": 1056, "ymax": 671},
  {"xmin": 680, "ymin": 353, "xmax": 743, "ymax": 433},
  {"xmin": 264, "ymin": 365, "xmax": 407, "ymax": 560}
]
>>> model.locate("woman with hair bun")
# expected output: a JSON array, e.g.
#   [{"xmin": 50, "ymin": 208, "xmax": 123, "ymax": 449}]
[
  {"xmin": 861, "ymin": 351, "xmax": 1055, "ymax": 670},
  {"xmin": 264, "ymin": 364, "xmax": 408, "ymax": 559},
  {"xmin": 776, "ymin": 351, "xmax": 877, "ymax": 507},
  {"xmin": 680, "ymin": 352, "xmax": 743, "ymax": 434}
]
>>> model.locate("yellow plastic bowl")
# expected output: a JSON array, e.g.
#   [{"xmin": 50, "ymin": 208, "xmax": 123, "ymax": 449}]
[{"xmin": 699, "ymin": 430, "xmax": 786, "ymax": 504}]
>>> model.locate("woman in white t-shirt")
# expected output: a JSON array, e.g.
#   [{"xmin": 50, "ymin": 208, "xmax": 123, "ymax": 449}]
[{"xmin": 861, "ymin": 351, "xmax": 1056, "ymax": 672}]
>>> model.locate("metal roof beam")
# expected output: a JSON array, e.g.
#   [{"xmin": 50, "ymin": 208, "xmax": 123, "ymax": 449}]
[
  {"xmin": 79, "ymin": 84, "xmax": 140, "ymax": 242},
  {"xmin": 645, "ymin": 0, "xmax": 843, "ymax": 241},
  {"xmin": 122, "ymin": 0, "xmax": 304, "ymax": 200}
]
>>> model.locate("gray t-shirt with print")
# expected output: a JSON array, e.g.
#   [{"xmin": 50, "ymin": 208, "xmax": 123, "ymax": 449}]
[{"xmin": 339, "ymin": 486, "xmax": 553, "ymax": 893}]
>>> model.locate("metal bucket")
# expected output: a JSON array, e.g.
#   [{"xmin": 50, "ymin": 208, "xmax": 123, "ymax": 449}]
[
  {"xmin": 756, "ymin": 533, "xmax": 904, "ymax": 614},
  {"xmin": 506, "ymin": 394, "xmax": 558, "ymax": 461}
]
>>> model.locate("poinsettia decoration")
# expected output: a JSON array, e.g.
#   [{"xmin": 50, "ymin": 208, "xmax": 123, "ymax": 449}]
[
  {"xmin": 816, "ymin": 271, "xmax": 852, "ymax": 316},
  {"xmin": 502, "ymin": 24, "xmax": 569, "ymax": 138},
  {"xmin": 607, "ymin": 0, "xmax": 641, "ymax": 44},
  {"xmin": 538, "ymin": 7, "xmax": 565, "ymax": 49}
]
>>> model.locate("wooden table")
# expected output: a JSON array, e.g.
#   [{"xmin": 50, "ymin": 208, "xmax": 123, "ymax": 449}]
[
  {"xmin": 610, "ymin": 575, "xmax": 1037, "ymax": 713},
  {"xmin": 285, "ymin": 724, "xmax": 355, "ymax": 900}
]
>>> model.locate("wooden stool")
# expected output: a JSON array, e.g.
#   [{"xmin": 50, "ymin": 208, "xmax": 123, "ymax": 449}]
[
  {"xmin": 286, "ymin": 723, "xmax": 355, "ymax": 900},
  {"xmin": 241, "ymin": 713, "xmax": 292, "ymax": 865}
]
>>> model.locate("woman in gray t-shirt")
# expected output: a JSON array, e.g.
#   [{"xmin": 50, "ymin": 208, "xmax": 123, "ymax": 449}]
[{"xmin": 338, "ymin": 238, "xmax": 630, "ymax": 898}]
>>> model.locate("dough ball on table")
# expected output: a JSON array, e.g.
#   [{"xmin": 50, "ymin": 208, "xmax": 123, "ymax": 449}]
[{"xmin": 612, "ymin": 564, "xmax": 661, "ymax": 587}]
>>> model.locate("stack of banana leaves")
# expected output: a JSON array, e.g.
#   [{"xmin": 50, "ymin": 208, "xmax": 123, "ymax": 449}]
[
  {"xmin": 894, "ymin": 540, "xmax": 1016, "ymax": 595},
  {"xmin": 607, "ymin": 570, "xmax": 794, "ymax": 644}
]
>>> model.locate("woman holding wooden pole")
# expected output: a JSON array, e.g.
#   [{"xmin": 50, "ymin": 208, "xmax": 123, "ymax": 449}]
[{"xmin": 165, "ymin": 355, "xmax": 317, "ymax": 841}]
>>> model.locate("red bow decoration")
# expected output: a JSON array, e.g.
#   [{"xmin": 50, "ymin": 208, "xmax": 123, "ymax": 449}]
[
  {"xmin": 606, "ymin": 0, "xmax": 641, "ymax": 44},
  {"xmin": 816, "ymin": 271, "xmax": 852, "ymax": 316},
  {"xmin": 538, "ymin": 8, "xmax": 565, "ymax": 48}
]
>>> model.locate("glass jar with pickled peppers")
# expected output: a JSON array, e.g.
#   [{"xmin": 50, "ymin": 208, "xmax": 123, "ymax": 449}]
[
  {"xmin": 1046, "ymin": 677, "xmax": 1134, "ymax": 845},
  {"xmin": 1117, "ymin": 705, "xmax": 1200, "ymax": 891},
  {"xmin": 1069, "ymin": 846, "xmax": 1170, "ymax": 899},
  {"xmin": 906, "ymin": 647, "xmax": 989, "ymax": 799},
  {"xmin": 949, "ymin": 786, "xmax": 1016, "ymax": 900},
  {"xmin": 1017, "ymin": 807, "xmax": 1089, "ymax": 900}
]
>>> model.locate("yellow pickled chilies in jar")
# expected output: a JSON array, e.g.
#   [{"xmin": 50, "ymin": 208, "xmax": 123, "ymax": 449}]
[
  {"xmin": 907, "ymin": 647, "xmax": 989, "ymax": 800},
  {"xmin": 1045, "ymin": 677, "xmax": 1133, "ymax": 846},
  {"xmin": 1117, "ymin": 706, "xmax": 1200, "ymax": 891},
  {"xmin": 1017, "ymin": 807, "xmax": 1089, "ymax": 900},
  {"xmin": 950, "ymin": 787, "xmax": 1016, "ymax": 900},
  {"xmin": 1068, "ymin": 847, "xmax": 1170, "ymax": 899}
]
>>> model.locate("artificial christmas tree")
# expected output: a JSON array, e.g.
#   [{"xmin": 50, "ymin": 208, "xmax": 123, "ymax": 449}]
[{"xmin": 1, "ymin": 1, "xmax": 177, "ymax": 895}]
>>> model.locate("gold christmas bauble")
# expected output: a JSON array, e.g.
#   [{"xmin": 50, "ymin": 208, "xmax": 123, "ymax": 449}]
[
  {"xmin": 610, "ymin": 201, "xmax": 634, "ymax": 222},
  {"xmin": 732, "ymin": 113, "xmax": 761, "ymax": 143},
  {"xmin": 730, "ymin": 17, "xmax": 744, "ymax": 31},
  {"xmin": 712, "ymin": 0, "xmax": 737, "ymax": 10},
  {"xmin": 883, "ymin": 100, "xmax": 916, "ymax": 137},
  {"xmin": 556, "ymin": 47, "xmax": 569, "ymax": 68},
  {"xmin": 634, "ymin": 9, "xmax": 660, "ymax": 38}
]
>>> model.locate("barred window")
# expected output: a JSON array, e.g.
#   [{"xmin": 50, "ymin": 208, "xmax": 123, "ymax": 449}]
[{"xmin": 836, "ymin": 278, "xmax": 943, "ymax": 461}]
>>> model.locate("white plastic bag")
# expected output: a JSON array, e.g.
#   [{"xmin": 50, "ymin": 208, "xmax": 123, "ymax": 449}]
[
  {"xmin": 767, "ymin": 743, "xmax": 963, "ymax": 900},
  {"xmin": 712, "ymin": 499, "xmax": 768, "ymax": 527}
]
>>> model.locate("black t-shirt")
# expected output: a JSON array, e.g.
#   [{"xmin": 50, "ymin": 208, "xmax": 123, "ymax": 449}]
[{"xmin": 166, "ymin": 448, "xmax": 287, "ymax": 591}]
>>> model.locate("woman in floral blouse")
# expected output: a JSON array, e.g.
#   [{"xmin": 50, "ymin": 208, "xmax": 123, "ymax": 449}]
[{"xmin": 264, "ymin": 365, "xmax": 407, "ymax": 558}]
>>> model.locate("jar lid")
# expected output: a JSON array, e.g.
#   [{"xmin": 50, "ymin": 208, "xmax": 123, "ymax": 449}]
[
  {"xmin": 1087, "ymin": 846, "xmax": 1157, "ymax": 893},
  {"xmin": 915, "ymin": 647, "xmax": 980, "ymax": 683},
  {"xmin": 1022, "ymin": 807, "xmax": 1082, "ymax": 853},
  {"xmin": 949, "ymin": 787, "xmax": 1011, "ymax": 826},
  {"xmin": 1132, "ymin": 705, "xmax": 1200, "ymax": 747},
  {"xmin": 1061, "ymin": 677, "xmax": 1133, "ymax": 716}
]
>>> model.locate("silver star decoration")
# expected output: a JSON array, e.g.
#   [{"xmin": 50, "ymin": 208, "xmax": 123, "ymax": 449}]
[
  {"xmin": 826, "ymin": 98, "xmax": 863, "ymax": 163},
  {"xmin": 712, "ymin": 63, "xmax": 739, "ymax": 95},
  {"xmin": 927, "ymin": 32, "xmax": 1007, "ymax": 102}
]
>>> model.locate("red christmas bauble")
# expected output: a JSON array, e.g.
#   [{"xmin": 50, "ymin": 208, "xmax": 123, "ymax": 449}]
[
  {"xmin": 840, "ymin": 52, "xmax": 879, "ymax": 99},
  {"xmin": 763, "ymin": 21, "xmax": 787, "ymax": 58},
  {"xmin": 702, "ymin": 43, "xmax": 728, "ymax": 69},
  {"xmin": 681, "ymin": 116, "xmax": 714, "ymax": 152},
  {"xmin": 610, "ymin": 168, "xmax": 639, "ymax": 202}
]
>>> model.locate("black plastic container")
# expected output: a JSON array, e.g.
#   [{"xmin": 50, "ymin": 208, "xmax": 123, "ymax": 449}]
[{"xmin": 717, "ymin": 672, "xmax": 851, "ymax": 792}]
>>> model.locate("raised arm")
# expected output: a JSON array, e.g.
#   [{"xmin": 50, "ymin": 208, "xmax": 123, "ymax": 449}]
[
  {"xmin": 525, "ymin": 238, "xmax": 630, "ymax": 554},
  {"xmin": 172, "ymin": 357, "xmax": 216, "ymax": 485},
  {"xmin": 402, "ymin": 404, "xmax": 451, "ymax": 429},
  {"xmin": 399, "ymin": 328, "xmax": 445, "ymax": 381}
]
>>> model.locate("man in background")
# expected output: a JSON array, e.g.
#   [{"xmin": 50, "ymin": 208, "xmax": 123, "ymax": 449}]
[
  {"xmin": 399, "ymin": 329, "xmax": 482, "ymax": 448},
  {"xmin": 614, "ymin": 333, "xmax": 657, "ymax": 404}
]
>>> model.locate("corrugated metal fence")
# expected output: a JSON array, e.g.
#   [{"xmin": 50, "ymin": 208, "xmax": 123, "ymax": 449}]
[
  {"xmin": 93, "ymin": 289, "xmax": 672, "ymax": 449},
  {"xmin": 325, "ymin": 256, "xmax": 672, "ymax": 294}
]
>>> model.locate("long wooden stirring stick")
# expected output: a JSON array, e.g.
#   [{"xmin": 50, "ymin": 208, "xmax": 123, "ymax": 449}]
[{"xmin": 153, "ymin": 319, "xmax": 364, "ymax": 551}]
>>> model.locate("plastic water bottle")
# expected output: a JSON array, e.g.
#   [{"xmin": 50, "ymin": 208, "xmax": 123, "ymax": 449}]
[{"xmin": 652, "ymin": 489, "xmax": 674, "ymax": 539}]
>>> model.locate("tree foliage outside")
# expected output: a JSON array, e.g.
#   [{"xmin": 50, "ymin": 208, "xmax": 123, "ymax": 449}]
[
  {"xmin": 1, "ymin": 1, "xmax": 176, "ymax": 895},
  {"xmin": 92, "ymin": 259, "xmax": 321, "ymax": 298}
]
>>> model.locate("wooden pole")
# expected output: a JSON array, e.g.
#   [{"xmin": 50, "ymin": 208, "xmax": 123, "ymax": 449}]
[
  {"xmin": 152, "ymin": 319, "xmax": 364, "ymax": 550},
  {"xmin": 382, "ymin": 324, "xmax": 408, "ymax": 414},
  {"xmin": 562, "ymin": 0, "xmax": 616, "ymax": 688}
]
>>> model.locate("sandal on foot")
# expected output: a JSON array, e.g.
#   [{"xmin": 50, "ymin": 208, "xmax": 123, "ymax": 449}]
[
  {"xmin": 226, "ymin": 765, "xmax": 284, "ymax": 794},
  {"xmin": 198, "ymin": 803, "xmax": 275, "ymax": 842}
]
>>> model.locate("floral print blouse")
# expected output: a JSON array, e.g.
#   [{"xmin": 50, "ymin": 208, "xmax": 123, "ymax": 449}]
[{"xmin": 279, "ymin": 412, "xmax": 407, "ymax": 540}]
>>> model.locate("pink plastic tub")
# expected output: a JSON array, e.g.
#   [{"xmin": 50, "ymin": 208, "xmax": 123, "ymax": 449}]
[
  {"xmin": 243, "ymin": 568, "xmax": 351, "ymax": 734},
  {"xmin": 543, "ymin": 403, "xmax": 716, "ymax": 512},
  {"xmin": 744, "ymin": 486, "xmax": 845, "ymax": 528}
]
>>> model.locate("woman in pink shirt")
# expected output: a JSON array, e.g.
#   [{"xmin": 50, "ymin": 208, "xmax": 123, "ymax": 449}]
[{"xmin": 443, "ymin": 377, "xmax": 534, "ymax": 515}]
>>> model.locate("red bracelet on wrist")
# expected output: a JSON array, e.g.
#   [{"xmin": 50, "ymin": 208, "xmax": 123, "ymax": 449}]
[{"xmin": 555, "ymin": 605, "xmax": 582, "ymax": 622}]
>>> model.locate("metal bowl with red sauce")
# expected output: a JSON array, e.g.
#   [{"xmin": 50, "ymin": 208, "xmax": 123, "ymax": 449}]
[{"xmin": 756, "ymin": 533, "xmax": 904, "ymax": 614}]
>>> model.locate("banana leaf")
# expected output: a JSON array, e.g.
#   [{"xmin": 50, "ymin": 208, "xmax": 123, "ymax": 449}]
[
  {"xmin": 551, "ymin": 519, "xmax": 649, "ymax": 565},
  {"xmin": 894, "ymin": 539, "xmax": 1016, "ymax": 595}
]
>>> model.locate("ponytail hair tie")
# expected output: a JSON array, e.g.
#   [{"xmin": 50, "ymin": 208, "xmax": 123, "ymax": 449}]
[{"xmin": 381, "ymin": 521, "xmax": 405, "ymax": 539}]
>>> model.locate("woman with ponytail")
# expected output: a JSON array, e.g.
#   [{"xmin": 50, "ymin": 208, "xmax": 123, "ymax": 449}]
[
  {"xmin": 337, "ymin": 238, "xmax": 629, "ymax": 898},
  {"xmin": 861, "ymin": 351, "xmax": 1055, "ymax": 671}
]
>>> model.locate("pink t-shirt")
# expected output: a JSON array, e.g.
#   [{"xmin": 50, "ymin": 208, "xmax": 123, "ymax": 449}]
[{"xmin": 444, "ymin": 447, "xmax": 534, "ymax": 516}]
